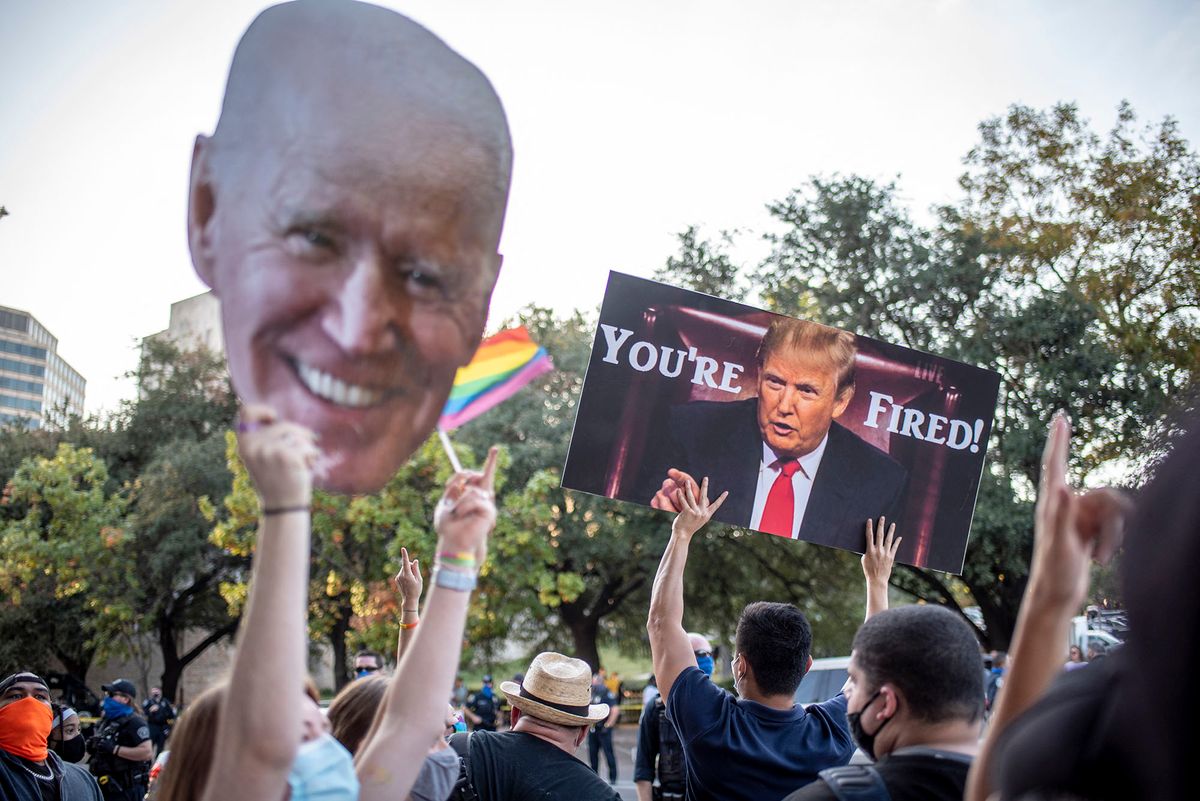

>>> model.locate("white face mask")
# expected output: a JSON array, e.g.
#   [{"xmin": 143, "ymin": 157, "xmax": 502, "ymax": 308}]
[{"xmin": 287, "ymin": 733, "xmax": 360, "ymax": 801}]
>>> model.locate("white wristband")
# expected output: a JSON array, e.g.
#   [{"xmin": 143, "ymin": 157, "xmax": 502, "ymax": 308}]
[{"xmin": 433, "ymin": 567, "xmax": 476, "ymax": 592}]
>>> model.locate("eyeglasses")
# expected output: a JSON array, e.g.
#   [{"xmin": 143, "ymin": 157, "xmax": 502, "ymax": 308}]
[
  {"xmin": 693, "ymin": 650, "xmax": 712, "ymax": 658},
  {"xmin": 356, "ymin": 666, "xmax": 381, "ymax": 674}
]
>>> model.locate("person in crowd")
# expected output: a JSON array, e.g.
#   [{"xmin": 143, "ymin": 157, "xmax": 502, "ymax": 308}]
[
  {"xmin": 466, "ymin": 675, "xmax": 500, "ymax": 732},
  {"xmin": 326, "ymin": 674, "xmax": 460, "ymax": 801},
  {"xmin": 635, "ymin": 633, "xmax": 713, "ymax": 801},
  {"xmin": 984, "ymin": 652, "xmax": 1006, "ymax": 715},
  {"xmin": 642, "ymin": 675, "xmax": 659, "ymax": 706},
  {"xmin": 152, "ymin": 680, "xmax": 325, "ymax": 801},
  {"xmin": 965, "ymin": 411, "xmax": 1135, "ymax": 801},
  {"xmin": 453, "ymin": 676, "xmax": 470, "ymax": 709},
  {"xmin": 1, "ymin": 671, "xmax": 102, "ymax": 800},
  {"xmin": 448, "ymin": 651, "xmax": 621, "ymax": 800},
  {"xmin": 1086, "ymin": 641, "xmax": 1108, "ymax": 662},
  {"xmin": 147, "ymin": 685, "xmax": 222, "ymax": 801},
  {"xmin": 186, "ymin": 0, "xmax": 513, "ymax": 497},
  {"xmin": 642, "ymin": 318, "xmax": 907, "ymax": 550},
  {"xmin": 588, "ymin": 672, "xmax": 622, "ymax": 783},
  {"xmin": 49, "ymin": 704, "xmax": 86, "ymax": 764},
  {"xmin": 174, "ymin": 402, "xmax": 497, "ymax": 801},
  {"xmin": 329, "ymin": 675, "xmax": 389, "ymax": 756},
  {"xmin": 354, "ymin": 651, "xmax": 386, "ymax": 680},
  {"xmin": 1065, "ymin": 644, "xmax": 1086, "ymax": 671},
  {"xmin": 605, "ymin": 671, "xmax": 624, "ymax": 700},
  {"xmin": 88, "ymin": 678, "xmax": 153, "ymax": 801},
  {"xmin": 142, "ymin": 688, "xmax": 175, "ymax": 757},
  {"xmin": 784, "ymin": 605, "xmax": 984, "ymax": 801},
  {"xmin": 647, "ymin": 476, "xmax": 899, "ymax": 801}
]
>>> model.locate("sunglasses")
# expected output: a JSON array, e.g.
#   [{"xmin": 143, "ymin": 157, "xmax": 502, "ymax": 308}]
[{"xmin": 694, "ymin": 650, "xmax": 712, "ymax": 658}]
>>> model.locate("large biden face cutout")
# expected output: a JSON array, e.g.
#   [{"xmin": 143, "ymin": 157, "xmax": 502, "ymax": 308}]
[{"xmin": 187, "ymin": 0, "xmax": 511, "ymax": 494}]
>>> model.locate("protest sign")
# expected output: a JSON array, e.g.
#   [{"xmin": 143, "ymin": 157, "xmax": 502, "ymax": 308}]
[{"xmin": 562, "ymin": 272, "xmax": 1001, "ymax": 573}]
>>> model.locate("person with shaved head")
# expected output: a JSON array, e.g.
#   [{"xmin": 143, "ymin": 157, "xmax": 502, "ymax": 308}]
[{"xmin": 188, "ymin": 0, "xmax": 513, "ymax": 494}]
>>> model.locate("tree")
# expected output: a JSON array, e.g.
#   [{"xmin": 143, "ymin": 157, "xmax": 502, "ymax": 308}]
[
  {"xmin": 656, "ymin": 225, "xmax": 749, "ymax": 302},
  {"xmin": 0, "ymin": 444, "xmax": 128, "ymax": 678}
]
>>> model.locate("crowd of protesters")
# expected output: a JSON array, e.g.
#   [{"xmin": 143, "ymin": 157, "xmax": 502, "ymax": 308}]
[{"xmin": 6, "ymin": 407, "xmax": 1193, "ymax": 801}]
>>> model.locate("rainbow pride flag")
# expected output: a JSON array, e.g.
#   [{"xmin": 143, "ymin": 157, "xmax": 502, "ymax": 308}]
[{"xmin": 438, "ymin": 327, "xmax": 554, "ymax": 431}]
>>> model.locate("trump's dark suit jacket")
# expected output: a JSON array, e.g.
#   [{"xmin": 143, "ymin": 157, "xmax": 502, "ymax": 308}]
[{"xmin": 636, "ymin": 398, "xmax": 908, "ymax": 551}]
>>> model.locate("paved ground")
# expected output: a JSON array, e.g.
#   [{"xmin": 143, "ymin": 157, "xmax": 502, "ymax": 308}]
[{"xmin": 570, "ymin": 723, "xmax": 641, "ymax": 801}]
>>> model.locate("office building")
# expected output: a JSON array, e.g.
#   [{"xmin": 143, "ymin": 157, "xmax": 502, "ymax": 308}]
[{"xmin": 0, "ymin": 305, "xmax": 86, "ymax": 428}]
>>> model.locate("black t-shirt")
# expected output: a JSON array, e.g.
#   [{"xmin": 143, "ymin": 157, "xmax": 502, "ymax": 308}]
[
  {"xmin": 466, "ymin": 730, "xmax": 621, "ymax": 801},
  {"xmin": 991, "ymin": 655, "xmax": 1135, "ymax": 800},
  {"xmin": 783, "ymin": 749, "xmax": 972, "ymax": 801}
]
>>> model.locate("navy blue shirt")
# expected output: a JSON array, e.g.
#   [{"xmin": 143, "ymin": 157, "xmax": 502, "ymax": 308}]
[{"xmin": 666, "ymin": 666, "xmax": 855, "ymax": 801}]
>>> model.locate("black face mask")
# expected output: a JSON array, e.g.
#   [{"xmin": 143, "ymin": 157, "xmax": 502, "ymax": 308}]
[
  {"xmin": 52, "ymin": 734, "xmax": 86, "ymax": 763},
  {"xmin": 846, "ymin": 689, "xmax": 889, "ymax": 761}
]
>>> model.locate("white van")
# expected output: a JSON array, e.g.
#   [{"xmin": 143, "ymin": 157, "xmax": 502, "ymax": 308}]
[{"xmin": 793, "ymin": 656, "xmax": 852, "ymax": 705}]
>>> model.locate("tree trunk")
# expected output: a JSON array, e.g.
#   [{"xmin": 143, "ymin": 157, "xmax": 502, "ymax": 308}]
[
  {"xmin": 54, "ymin": 649, "xmax": 93, "ymax": 686},
  {"xmin": 565, "ymin": 612, "xmax": 601, "ymax": 672},
  {"xmin": 330, "ymin": 607, "xmax": 353, "ymax": 692}
]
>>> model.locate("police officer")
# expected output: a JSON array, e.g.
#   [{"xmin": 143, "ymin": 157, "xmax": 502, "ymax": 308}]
[
  {"xmin": 464, "ymin": 675, "xmax": 498, "ymax": 732},
  {"xmin": 588, "ymin": 671, "xmax": 621, "ymax": 783},
  {"xmin": 87, "ymin": 679, "xmax": 152, "ymax": 801},
  {"xmin": 634, "ymin": 634, "xmax": 715, "ymax": 801},
  {"xmin": 141, "ymin": 687, "xmax": 174, "ymax": 757}
]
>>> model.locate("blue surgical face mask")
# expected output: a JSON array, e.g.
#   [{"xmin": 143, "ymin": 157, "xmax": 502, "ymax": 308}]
[
  {"xmin": 355, "ymin": 669, "xmax": 374, "ymax": 679},
  {"xmin": 453, "ymin": 719, "xmax": 467, "ymax": 733},
  {"xmin": 696, "ymin": 655, "xmax": 715, "ymax": 676},
  {"xmin": 287, "ymin": 733, "xmax": 359, "ymax": 801},
  {"xmin": 102, "ymin": 697, "xmax": 133, "ymax": 719}
]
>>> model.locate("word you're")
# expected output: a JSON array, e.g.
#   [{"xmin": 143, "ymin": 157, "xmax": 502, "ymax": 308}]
[{"xmin": 599, "ymin": 325, "xmax": 744, "ymax": 394}]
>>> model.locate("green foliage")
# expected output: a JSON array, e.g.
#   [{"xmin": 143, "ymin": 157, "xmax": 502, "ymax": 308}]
[
  {"xmin": 0, "ymin": 444, "xmax": 128, "ymax": 676},
  {"xmin": 655, "ymin": 226, "xmax": 749, "ymax": 302}
]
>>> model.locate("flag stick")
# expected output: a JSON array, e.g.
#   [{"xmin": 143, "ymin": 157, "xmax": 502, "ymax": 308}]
[{"xmin": 436, "ymin": 426, "xmax": 464, "ymax": 473}]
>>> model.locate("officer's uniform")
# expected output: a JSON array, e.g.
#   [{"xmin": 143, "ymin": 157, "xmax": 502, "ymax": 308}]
[{"xmin": 89, "ymin": 714, "xmax": 151, "ymax": 801}]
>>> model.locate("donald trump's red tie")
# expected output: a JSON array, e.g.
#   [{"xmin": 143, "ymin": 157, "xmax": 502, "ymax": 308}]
[{"xmin": 760, "ymin": 459, "xmax": 802, "ymax": 538}]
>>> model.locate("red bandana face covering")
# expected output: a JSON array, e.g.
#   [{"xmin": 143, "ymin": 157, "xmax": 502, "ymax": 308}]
[{"xmin": 0, "ymin": 697, "xmax": 53, "ymax": 762}]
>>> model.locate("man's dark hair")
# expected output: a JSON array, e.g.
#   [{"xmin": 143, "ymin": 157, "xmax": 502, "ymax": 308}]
[
  {"xmin": 355, "ymin": 650, "xmax": 384, "ymax": 668},
  {"xmin": 734, "ymin": 602, "xmax": 812, "ymax": 696},
  {"xmin": 853, "ymin": 605, "xmax": 984, "ymax": 723}
]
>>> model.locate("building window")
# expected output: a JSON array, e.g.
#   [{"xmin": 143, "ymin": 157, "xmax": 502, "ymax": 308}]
[
  {"xmin": 0, "ymin": 339, "xmax": 49, "ymax": 359},
  {"xmin": 0, "ymin": 310, "xmax": 31, "ymax": 333},
  {"xmin": 0, "ymin": 394, "xmax": 42, "ymax": 413},
  {"xmin": 0, "ymin": 376, "xmax": 42, "ymax": 394},
  {"xmin": 0, "ymin": 357, "xmax": 46, "ymax": 378}
]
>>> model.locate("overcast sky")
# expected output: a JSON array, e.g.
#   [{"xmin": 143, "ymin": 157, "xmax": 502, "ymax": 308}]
[{"xmin": 2, "ymin": 0, "xmax": 1197, "ymax": 415}]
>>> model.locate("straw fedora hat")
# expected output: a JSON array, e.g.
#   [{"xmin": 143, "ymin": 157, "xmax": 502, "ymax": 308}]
[{"xmin": 500, "ymin": 652, "xmax": 610, "ymax": 726}]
